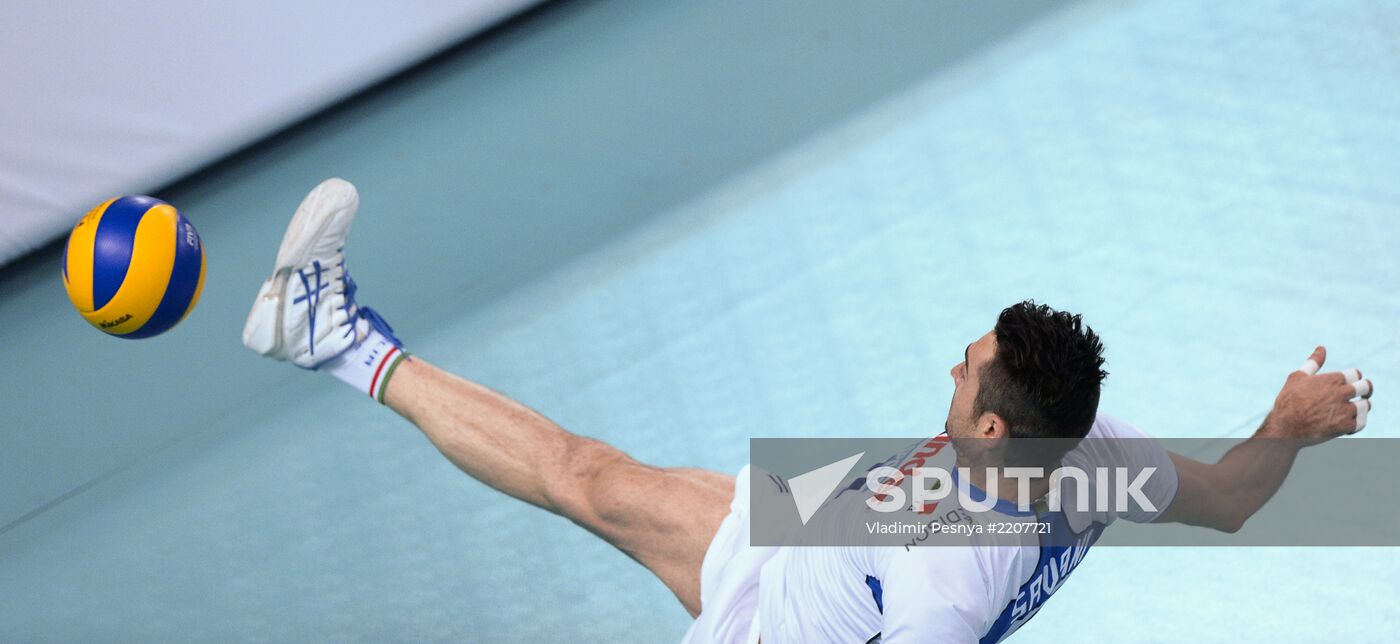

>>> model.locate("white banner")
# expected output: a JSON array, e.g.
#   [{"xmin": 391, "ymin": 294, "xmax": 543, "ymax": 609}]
[{"xmin": 0, "ymin": 0, "xmax": 540, "ymax": 266}]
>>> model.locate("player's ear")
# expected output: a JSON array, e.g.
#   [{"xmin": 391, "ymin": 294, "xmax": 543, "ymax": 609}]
[{"xmin": 976, "ymin": 412, "xmax": 1009, "ymax": 441}]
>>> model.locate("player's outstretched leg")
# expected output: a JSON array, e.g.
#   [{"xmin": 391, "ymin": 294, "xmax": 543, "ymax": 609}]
[
  {"xmin": 241, "ymin": 179, "xmax": 733, "ymax": 615},
  {"xmin": 381, "ymin": 357, "xmax": 733, "ymax": 615}
]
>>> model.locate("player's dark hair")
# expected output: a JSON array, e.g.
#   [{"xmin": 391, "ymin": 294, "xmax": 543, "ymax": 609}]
[{"xmin": 974, "ymin": 300, "xmax": 1107, "ymax": 467}]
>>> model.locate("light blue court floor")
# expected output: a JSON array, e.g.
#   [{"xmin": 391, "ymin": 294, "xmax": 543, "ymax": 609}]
[{"xmin": 2, "ymin": 0, "xmax": 1398, "ymax": 641}]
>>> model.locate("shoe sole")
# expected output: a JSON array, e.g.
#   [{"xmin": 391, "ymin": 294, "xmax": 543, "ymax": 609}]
[{"xmin": 245, "ymin": 178, "xmax": 358, "ymax": 357}]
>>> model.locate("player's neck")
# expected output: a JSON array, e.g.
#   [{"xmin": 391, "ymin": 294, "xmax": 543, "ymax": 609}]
[{"xmin": 955, "ymin": 455, "xmax": 1053, "ymax": 507}]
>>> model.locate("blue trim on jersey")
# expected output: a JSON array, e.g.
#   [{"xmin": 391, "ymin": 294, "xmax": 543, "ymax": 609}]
[
  {"xmin": 949, "ymin": 468, "xmax": 1038, "ymax": 517},
  {"xmin": 866, "ymin": 575, "xmax": 884, "ymax": 613},
  {"xmin": 979, "ymin": 510, "xmax": 1105, "ymax": 643}
]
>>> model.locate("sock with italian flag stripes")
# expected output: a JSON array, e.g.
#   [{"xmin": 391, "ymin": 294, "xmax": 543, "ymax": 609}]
[{"xmin": 321, "ymin": 328, "xmax": 409, "ymax": 403}]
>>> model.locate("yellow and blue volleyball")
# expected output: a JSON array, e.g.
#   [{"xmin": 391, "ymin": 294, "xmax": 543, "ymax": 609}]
[{"xmin": 62, "ymin": 196, "xmax": 207, "ymax": 338}]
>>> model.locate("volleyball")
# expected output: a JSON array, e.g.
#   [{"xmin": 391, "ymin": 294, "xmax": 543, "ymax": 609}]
[{"xmin": 62, "ymin": 195, "xmax": 207, "ymax": 338}]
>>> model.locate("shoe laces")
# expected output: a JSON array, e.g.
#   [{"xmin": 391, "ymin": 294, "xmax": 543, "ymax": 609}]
[{"xmin": 338, "ymin": 262, "xmax": 403, "ymax": 349}]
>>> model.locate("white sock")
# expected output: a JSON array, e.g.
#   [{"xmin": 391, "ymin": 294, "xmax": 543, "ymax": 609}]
[{"xmin": 321, "ymin": 328, "xmax": 408, "ymax": 403}]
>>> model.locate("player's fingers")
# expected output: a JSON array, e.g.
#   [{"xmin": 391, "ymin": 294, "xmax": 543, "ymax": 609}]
[
  {"xmin": 1328, "ymin": 372, "xmax": 1366, "ymax": 401},
  {"xmin": 1351, "ymin": 398, "xmax": 1370, "ymax": 434},
  {"xmin": 1313, "ymin": 368, "xmax": 1359, "ymax": 386},
  {"xmin": 1298, "ymin": 346, "xmax": 1326, "ymax": 376},
  {"xmin": 1317, "ymin": 372, "xmax": 1348, "ymax": 386}
]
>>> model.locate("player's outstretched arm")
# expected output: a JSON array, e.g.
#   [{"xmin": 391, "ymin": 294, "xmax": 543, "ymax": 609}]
[{"xmin": 1153, "ymin": 346, "xmax": 1373, "ymax": 532}]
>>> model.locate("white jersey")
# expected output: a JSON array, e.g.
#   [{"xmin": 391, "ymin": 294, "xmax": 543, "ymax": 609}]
[{"xmin": 754, "ymin": 414, "xmax": 1178, "ymax": 643}]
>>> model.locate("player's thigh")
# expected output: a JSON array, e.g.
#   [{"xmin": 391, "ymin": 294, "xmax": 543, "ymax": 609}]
[{"xmin": 570, "ymin": 454, "xmax": 734, "ymax": 616}]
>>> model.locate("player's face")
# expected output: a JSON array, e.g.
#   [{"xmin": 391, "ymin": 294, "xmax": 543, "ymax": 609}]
[{"xmin": 946, "ymin": 331, "xmax": 995, "ymax": 439}]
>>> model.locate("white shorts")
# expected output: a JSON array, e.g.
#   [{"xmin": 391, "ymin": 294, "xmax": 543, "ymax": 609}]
[{"xmin": 682, "ymin": 466, "xmax": 777, "ymax": 644}]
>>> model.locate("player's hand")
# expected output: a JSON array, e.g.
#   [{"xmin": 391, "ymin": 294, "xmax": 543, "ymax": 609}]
[{"xmin": 1263, "ymin": 346, "xmax": 1373, "ymax": 445}]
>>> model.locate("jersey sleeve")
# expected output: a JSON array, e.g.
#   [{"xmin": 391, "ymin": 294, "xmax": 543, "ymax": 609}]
[
  {"xmin": 1064, "ymin": 414, "xmax": 1180, "ymax": 524},
  {"xmin": 876, "ymin": 547, "xmax": 1009, "ymax": 643}
]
